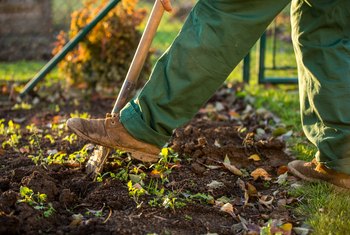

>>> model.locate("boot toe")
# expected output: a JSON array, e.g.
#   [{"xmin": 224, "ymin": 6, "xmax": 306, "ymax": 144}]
[{"xmin": 66, "ymin": 117, "xmax": 84, "ymax": 132}]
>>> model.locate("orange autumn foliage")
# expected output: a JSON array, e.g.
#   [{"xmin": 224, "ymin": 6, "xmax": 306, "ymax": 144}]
[{"xmin": 53, "ymin": 0, "xmax": 151, "ymax": 91}]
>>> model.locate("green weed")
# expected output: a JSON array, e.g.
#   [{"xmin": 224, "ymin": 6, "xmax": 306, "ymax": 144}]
[
  {"xmin": 17, "ymin": 186, "xmax": 55, "ymax": 218},
  {"xmin": 12, "ymin": 102, "xmax": 32, "ymax": 110},
  {"xmin": 63, "ymin": 133, "xmax": 77, "ymax": 144},
  {"xmin": 127, "ymin": 180, "xmax": 146, "ymax": 208},
  {"xmin": 69, "ymin": 111, "xmax": 91, "ymax": 119}
]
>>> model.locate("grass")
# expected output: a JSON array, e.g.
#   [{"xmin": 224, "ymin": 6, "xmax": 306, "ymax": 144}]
[
  {"xmin": 246, "ymin": 83, "xmax": 350, "ymax": 234},
  {"xmin": 1, "ymin": 2, "xmax": 349, "ymax": 234},
  {"xmin": 0, "ymin": 61, "xmax": 59, "ymax": 83}
]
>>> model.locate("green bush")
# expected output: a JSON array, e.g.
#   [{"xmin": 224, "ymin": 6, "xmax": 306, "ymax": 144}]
[{"xmin": 53, "ymin": 0, "xmax": 151, "ymax": 92}]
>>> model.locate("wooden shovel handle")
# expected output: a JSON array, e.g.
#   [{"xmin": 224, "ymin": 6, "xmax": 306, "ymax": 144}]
[{"xmin": 112, "ymin": 0, "xmax": 165, "ymax": 114}]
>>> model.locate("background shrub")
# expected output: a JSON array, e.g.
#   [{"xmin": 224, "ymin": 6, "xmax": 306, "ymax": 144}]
[{"xmin": 53, "ymin": 0, "xmax": 151, "ymax": 92}]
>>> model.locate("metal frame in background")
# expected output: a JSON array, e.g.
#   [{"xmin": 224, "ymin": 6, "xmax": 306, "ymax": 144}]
[
  {"xmin": 257, "ymin": 32, "xmax": 297, "ymax": 84},
  {"xmin": 19, "ymin": 0, "xmax": 121, "ymax": 98}
]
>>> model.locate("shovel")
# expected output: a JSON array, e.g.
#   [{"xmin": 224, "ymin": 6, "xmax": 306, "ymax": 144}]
[{"xmin": 86, "ymin": 0, "xmax": 165, "ymax": 180}]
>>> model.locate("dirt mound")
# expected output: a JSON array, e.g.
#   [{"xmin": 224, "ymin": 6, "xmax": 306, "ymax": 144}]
[{"xmin": 0, "ymin": 84, "xmax": 300, "ymax": 234}]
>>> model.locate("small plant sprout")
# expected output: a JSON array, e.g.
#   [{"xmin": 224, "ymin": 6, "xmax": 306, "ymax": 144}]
[
  {"xmin": 17, "ymin": 186, "xmax": 55, "ymax": 218},
  {"xmin": 0, "ymin": 119, "xmax": 5, "ymax": 135},
  {"xmin": 127, "ymin": 180, "xmax": 146, "ymax": 208},
  {"xmin": 44, "ymin": 134, "xmax": 56, "ymax": 144},
  {"xmin": 86, "ymin": 204, "xmax": 105, "ymax": 217},
  {"xmin": 2, "ymin": 133, "xmax": 22, "ymax": 149},
  {"xmin": 25, "ymin": 123, "xmax": 39, "ymax": 134},
  {"xmin": 12, "ymin": 102, "xmax": 32, "ymax": 110},
  {"xmin": 150, "ymin": 147, "xmax": 181, "ymax": 183},
  {"xmin": 63, "ymin": 133, "xmax": 77, "ymax": 144},
  {"xmin": 70, "ymin": 111, "xmax": 91, "ymax": 119},
  {"xmin": 51, "ymin": 123, "xmax": 65, "ymax": 137}
]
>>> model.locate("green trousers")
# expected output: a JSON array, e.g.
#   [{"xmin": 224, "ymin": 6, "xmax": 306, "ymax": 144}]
[{"xmin": 120, "ymin": 0, "xmax": 350, "ymax": 174}]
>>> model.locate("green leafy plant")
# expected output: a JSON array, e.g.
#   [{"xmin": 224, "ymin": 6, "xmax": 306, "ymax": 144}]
[
  {"xmin": 63, "ymin": 133, "xmax": 78, "ymax": 144},
  {"xmin": 53, "ymin": 0, "xmax": 151, "ymax": 91},
  {"xmin": 44, "ymin": 134, "xmax": 56, "ymax": 144},
  {"xmin": 69, "ymin": 111, "xmax": 91, "ymax": 119},
  {"xmin": 0, "ymin": 119, "xmax": 5, "ymax": 135},
  {"xmin": 127, "ymin": 180, "xmax": 146, "ymax": 208},
  {"xmin": 2, "ymin": 133, "xmax": 21, "ymax": 149},
  {"xmin": 12, "ymin": 102, "xmax": 32, "ymax": 110},
  {"xmin": 17, "ymin": 186, "xmax": 56, "ymax": 218},
  {"xmin": 150, "ymin": 148, "xmax": 181, "ymax": 184}
]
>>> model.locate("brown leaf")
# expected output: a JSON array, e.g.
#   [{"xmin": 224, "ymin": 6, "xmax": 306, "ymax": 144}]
[
  {"xmin": 251, "ymin": 168, "xmax": 272, "ymax": 181},
  {"xmin": 220, "ymin": 203, "xmax": 234, "ymax": 216},
  {"xmin": 236, "ymin": 178, "xmax": 246, "ymax": 191},
  {"xmin": 259, "ymin": 195, "xmax": 274, "ymax": 208},
  {"xmin": 19, "ymin": 146, "xmax": 30, "ymax": 154},
  {"xmin": 223, "ymin": 162, "xmax": 243, "ymax": 176},
  {"xmin": 52, "ymin": 115, "xmax": 62, "ymax": 124},
  {"xmin": 246, "ymin": 183, "xmax": 258, "ymax": 197},
  {"xmin": 277, "ymin": 165, "xmax": 289, "ymax": 175},
  {"xmin": 64, "ymin": 161, "xmax": 81, "ymax": 168}
]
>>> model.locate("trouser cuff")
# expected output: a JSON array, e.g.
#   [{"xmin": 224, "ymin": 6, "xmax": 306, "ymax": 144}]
[{"xmin": 119, "ymin": 100, "xmax": 170, "ymax": 148}]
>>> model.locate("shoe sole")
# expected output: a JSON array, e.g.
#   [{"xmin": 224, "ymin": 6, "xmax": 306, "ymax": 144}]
[
  {"xmin": 288, "ymin": 162, "xmax": 350, "ymax": 191},
  {"xmin": 288, "ymin": 162, "xmax": 320, "ymax": 183},
  {"xmin": 68, "ymin": 125, "xmax": 159, "ymax": 163}
]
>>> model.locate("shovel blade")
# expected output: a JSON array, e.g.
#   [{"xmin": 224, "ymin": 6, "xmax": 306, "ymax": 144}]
[{"xmin": 86, "ymin": 146, "xmax": 111, "ymax": 180}]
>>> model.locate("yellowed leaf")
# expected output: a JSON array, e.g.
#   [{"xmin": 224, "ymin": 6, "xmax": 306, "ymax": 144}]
[
  {"xmin": 220, "ymin": 203, "xmax": 234, "ymax": 216},
  {"xmin": 223, "ymin": 162, "xmax": 243, "ymax": 176},
  {"xmin": 244, "ymin": 191, "xmax": 249, "ymax": 206},
  {"xmin": 150, "ymin": 169, "xmax": 162, "ymax": 178},
  {"xmin": 248, "ymin": 154, "xmax": 261, "ymax": 161},
  {"xmin": 250, "ymin": 168, "xmax": 272, "ymax": 181},
  {"xmin": 280, "ymin": 222, "xmax": 293, "ymax": 232},
  {"xmin": 246, "ymin": 182, "xmax": 258, "ymax": 197}
]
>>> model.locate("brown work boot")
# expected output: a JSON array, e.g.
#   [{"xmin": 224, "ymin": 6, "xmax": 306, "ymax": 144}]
[
  {"xmin": 288, "ymin": 159, "xmax": 350, "ymax": 189},
  {"xmin": 66, "ymin": 114, "xmax": 160, "ymax": 162}
]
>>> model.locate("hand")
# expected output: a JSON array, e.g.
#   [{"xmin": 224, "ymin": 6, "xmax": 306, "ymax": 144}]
[{"xmin": 160, "ymin": 0, "xmax": 173, "ymax": 12}]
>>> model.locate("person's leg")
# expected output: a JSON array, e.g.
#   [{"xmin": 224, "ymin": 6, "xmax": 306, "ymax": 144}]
[
  {"xmin": 67, "ymin": 0, "xmax": 290, "ymax": 162},
  {"xmin": 120, "ymin": 0, "xmax": 290, "ymax": 148},
  {"xmin": 291, "ymin": 0, "xmax": 350, "ymax": 174}
]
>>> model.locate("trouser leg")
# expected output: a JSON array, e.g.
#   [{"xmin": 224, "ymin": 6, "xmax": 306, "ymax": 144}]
[
  {"xmin": 120, "ymin": 0, "xmax": 290, "ymax": 147},
  {"xmin": 291, "ymin": 0, "xmax": 350, "ymax": 173}
]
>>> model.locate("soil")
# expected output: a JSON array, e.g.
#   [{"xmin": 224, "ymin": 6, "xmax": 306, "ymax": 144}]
[{"xmin": 0, "ymin": 83, "xmax": 303, "ymax": 234}]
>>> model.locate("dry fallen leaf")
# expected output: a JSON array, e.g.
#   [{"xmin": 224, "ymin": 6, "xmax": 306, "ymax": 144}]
[
  {"xmin": 223, "ymin": 155, "xmax": 242, "ymax": 176},
  {"xmin": 236, "ymin": 178, "xmax": 246, "ymax": 191},
  {"xmin": 214, "ymin": 139, "xmax": 221, "ymax": 147},
  {"xmin": 276, "ymin": 172, "xmax": 288, "ymax": 185},
  {"xmin": 280, "ymin": 222, "xmax": 293, "ymax": 233},
  {"xmin": 150, "ymin": 169, "xmax": 162, "ymax": 178},
  {"xmin": 277, "ymin": 165, "xmax": 289, "ymax": 175},
  {"xmin": 259, "ymin": 195, "xmax": 274, "ymax": 208},
  {"xmin": 251, "ymin": 168, "xmax": 272, "ymax": 181},
  {"xmin": 246, "ymin": 182, "xmax": 258, "ymax": 197},
  {"xmin": 70, "ymin": 214, "xmax": 84, "ymax": 227},
  {"xmin": 205, "ymin": 165, "xmax": 222, "ymax": 170},
  {"xmin": 207, "ymin": 180, "xmax": 225, "ymax": 190},
  {"xmin": 220, "ymin": 203, "xmax": 234, "ymax": 216},
  {"xmin": 64, "ymin": 161, "xmax": 81, "ymax": 168},
  {"xmin": 223, "ymin": 162, "xmax": 243, "ymax": 176},
  {"xmin": 248, "ymin": 154, "xmax": 261, "ymax": 161},
  {"xmin": 19, "ymin": 147, "xmax": 30, "ymax": 154}
]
